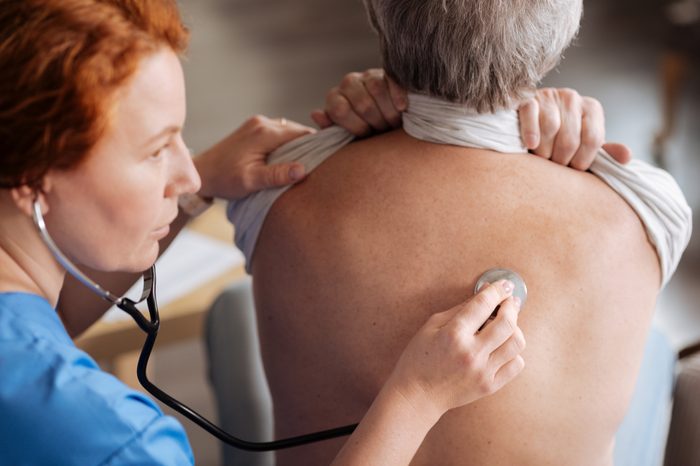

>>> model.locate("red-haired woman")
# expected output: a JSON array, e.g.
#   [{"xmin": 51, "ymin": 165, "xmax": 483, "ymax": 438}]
[{"xmin": 0, "ymin": 1, "xmax": 624, "ymax": 464}]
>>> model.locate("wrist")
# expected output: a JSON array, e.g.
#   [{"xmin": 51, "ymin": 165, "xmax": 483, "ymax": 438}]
[
  {"xmin": 382, "ymin": 373, "xmax": 444, "ymax": 429},
  {"xmin": 331, "ymin": 377, "xmax": 439, "ymax": 466}
]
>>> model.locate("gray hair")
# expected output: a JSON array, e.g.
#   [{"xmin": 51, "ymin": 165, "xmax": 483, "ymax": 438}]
[{"xmin": 364, "ymin": 0, "xmax": 583, "ymax": 112}]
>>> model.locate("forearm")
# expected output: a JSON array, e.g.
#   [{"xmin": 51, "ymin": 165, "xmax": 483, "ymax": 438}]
[
  {"xmin": 331, "ymin": 381, "xmax": 440, "ymax": 466},
  {"xmin": 57, "ymin": 208, "xmax": 192, "ymax": 338}
]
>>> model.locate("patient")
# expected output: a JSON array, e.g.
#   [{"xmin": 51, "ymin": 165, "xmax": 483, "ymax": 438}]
[{"xmin": 232, "ymin": 1, "xmax": 691, "ymax": 464}]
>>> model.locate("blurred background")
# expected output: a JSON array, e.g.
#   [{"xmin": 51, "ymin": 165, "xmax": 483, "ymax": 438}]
[{"xmin": 119, "ymin": 0, "xmax": 700, "ymax": 463}]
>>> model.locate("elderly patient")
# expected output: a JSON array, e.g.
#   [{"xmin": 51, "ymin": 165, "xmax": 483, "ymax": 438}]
[{"xmin": 229, "ymin": 1, "xmax": 691, "ymax": 465}]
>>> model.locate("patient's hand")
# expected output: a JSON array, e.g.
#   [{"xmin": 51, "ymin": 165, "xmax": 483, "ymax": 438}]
[
  {"xmin": 311, "ymin": 69, "xmax": 406, "ymax": 137},
  {"xmin": 387, "ymin": 280, "xmax": 525, "ymax": 421},
  {"xmin": 313, "ymin": 70, "xmax": 632, "ymax": 171},
  {"xmin": 519, "ymin": 88, "xmax": 632, "ymax": 169}
]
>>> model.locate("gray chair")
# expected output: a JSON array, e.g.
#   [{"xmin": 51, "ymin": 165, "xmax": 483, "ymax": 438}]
[
  {"xmin": 204, "ymin": 277, "xmax": 274, "ymax": 466},
  {"xmin": 664, "ymin": 351, "xmax": 700, "ymax": 466},
  {"xmin": 206, "ymin": 279, "xmax": 700, "ymax": 466},
  {"xmin": 614, "ymin": 326, "xmax": 676, "ymax": 466}
]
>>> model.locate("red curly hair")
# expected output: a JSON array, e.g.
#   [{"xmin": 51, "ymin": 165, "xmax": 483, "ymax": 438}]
[{"xmin": 0, "ymin": 0, "xmax": 189, "ymax": 188}]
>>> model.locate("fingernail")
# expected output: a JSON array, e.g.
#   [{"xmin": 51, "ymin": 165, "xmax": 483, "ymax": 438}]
[
  {"xmin": 289, "ymin": 165, "xmax": 305, "ymax": 181},
  {"xmin": 501, "ymin": 280, "xmax": 514, "ymax": 293},
  {"xmin": 513, "ymin": 296, "xmax": 522, "ymax": 308}
]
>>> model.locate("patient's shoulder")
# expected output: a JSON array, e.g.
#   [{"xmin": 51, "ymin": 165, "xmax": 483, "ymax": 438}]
[{"xmin": 255, "ymin": 131, "xmax": 659, "ymax": 287}]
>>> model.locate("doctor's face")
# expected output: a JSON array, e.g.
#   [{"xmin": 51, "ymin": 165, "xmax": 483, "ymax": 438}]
[{"xmin": 43, "ymin": 47, "xmax": 200, "ymax": 272}]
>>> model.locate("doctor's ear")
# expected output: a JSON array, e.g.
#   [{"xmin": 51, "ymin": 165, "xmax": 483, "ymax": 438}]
[{"xmin": 10, "ymin": 180, "xmax": 51, "ymax": 218}]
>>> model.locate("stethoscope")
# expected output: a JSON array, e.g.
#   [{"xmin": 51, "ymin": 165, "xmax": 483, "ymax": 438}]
[{"xmin": 32, "ymin": 199, "xmax": 527, "ymax": 451}]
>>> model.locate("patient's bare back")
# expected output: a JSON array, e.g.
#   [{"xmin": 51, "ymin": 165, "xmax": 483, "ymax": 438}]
[{"xmin": 252, "ymin": 130, "xmax": 660, "ymax": 466}]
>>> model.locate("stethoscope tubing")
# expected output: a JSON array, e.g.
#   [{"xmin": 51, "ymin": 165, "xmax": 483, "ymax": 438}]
[
  {"xmin": 32, "ymin": 199, "xmax": 358, "ymax": 451},
  {"xmin": 131, "ymin": 271, "xmax": 358, "ymax": 451}
]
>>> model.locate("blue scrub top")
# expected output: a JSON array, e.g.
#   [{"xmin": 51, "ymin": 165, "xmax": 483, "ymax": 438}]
[{"xmin": 0, "ymin": 292, "xmax": 194, "ymax": 465}]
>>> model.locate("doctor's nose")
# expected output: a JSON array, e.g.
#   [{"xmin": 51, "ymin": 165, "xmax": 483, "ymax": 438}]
[{"xmin": 166, "ymin": 140, "xmax": 202, "ymax": 198}]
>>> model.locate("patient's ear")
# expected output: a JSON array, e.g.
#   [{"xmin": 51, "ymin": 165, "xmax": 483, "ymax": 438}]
[{"xmin": 10, "ymin": 179, "xmax": 51, "ymax": 218}]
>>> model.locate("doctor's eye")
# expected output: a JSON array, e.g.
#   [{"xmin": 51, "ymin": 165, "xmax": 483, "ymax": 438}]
[{"xmin": 151, "ymin": 143, "xmax": 170, "ymax": 159}]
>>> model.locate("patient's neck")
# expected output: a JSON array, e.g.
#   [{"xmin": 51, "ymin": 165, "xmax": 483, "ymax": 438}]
[{"xmin": 402, "ymin": 93, "xmax": 527, "ymax": 154}]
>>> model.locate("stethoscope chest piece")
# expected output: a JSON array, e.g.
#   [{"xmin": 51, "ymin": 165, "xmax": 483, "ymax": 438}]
[{"xmin": 474, "ymin": 268, "xmax": 527, "ymax": 309}]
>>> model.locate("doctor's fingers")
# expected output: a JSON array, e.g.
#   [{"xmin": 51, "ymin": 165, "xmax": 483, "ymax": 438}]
[
  {"xmin": 491, "ymin": 355, "xmax": 526, "ymax": 393},
  {"xmin": 488, "ymin": 326, "xmax": 526, "ymax": 369},
  {"xmin": 245, "ymin": 162, "xmax": 307, "ymax": 192},
  {"xmin": 240, "ymin": 115, "xmax": 315, "ymax": 154},
  {"xmin": 477, "ymin": 296, "xmax": 521, "ymax": 355},
  {"xmin": 445, "ymin": 280, "xmax": 515, "ymax": 333}
]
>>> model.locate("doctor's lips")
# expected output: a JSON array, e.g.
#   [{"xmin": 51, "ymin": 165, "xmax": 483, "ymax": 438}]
[
  {"xmin": 152, "ymin": 224, "xmax": 171, "ymax": 238},
  {"xmin": 153, "ymin": 213, "xmax": 178, "ymax": 237}
]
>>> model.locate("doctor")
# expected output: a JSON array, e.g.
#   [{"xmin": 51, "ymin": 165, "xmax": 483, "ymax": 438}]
[{"xmin": 0, "ymin": 0, "xmax": 629, "ymax": 465}]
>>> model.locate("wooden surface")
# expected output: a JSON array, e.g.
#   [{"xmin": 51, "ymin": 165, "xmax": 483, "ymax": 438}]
[{"xmin": 75, "ymin": 203, "xmax": 245, "ymax": 362}]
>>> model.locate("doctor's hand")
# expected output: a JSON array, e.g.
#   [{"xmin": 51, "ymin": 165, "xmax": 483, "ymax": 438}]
[
  {"xmin": 387, "ymin": 280, "xmax": 525, "ymax": 422},
  {"xmin": 194, "ymin": 115, "xmax": 314, "ymax": 200}
]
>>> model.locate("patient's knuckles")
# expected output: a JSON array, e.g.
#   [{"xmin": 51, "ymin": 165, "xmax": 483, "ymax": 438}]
[
  {"xmin": 326, "ymin": 93, "xmax": 352, "ymax": 120},
  {"xmin": 364, "ymin": 76, "xmax": 386, "ymax": 98},
  {"xmin": 581, "ymin": 122, "xmax": 604, "ymax": 149},
  {"xmin": 555, "ymin": 138, "xmax": 579, "ymax": 160},
  {"xmin": 557, "ymin": 135, "xmax": 578, "ymax": 153},
  {"xmin": 557, "ymin": 87, "xmax": 581, "ymax": 107},
  {"xmin": 518, "ymin": 97, "xmax": 537, "ymax": 115},
  {"xmin": 539, "ymin": 108, "xmax": 561, "ymax": 138},
  {"xmin": 536, "ymin": 87, "xmax": 559, "ymax": 103},
  {"xmin": 340, "ymin": 72, "xmax": 363, "ymax": 91},
  {"xmin": 570, "ymin": 153, "xmax": 594, "ymax": 171},
  {"xmin": 353, "ymin": 97, "xmax": 378, "ymax": 119},
  {"xmin": 361, "ymin": 68, "xmax": 383, "ymax": 80},
  {"xmin": 588, "ymin": 131, "xmax": 605, "ymax": 151},
  {"xmin": 582, "ymin": 96, "xmax": 604, "ymax": 116},
  {"xmin": 325, "ymin": 86, "xmax": 340, "ymax": 102}
]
